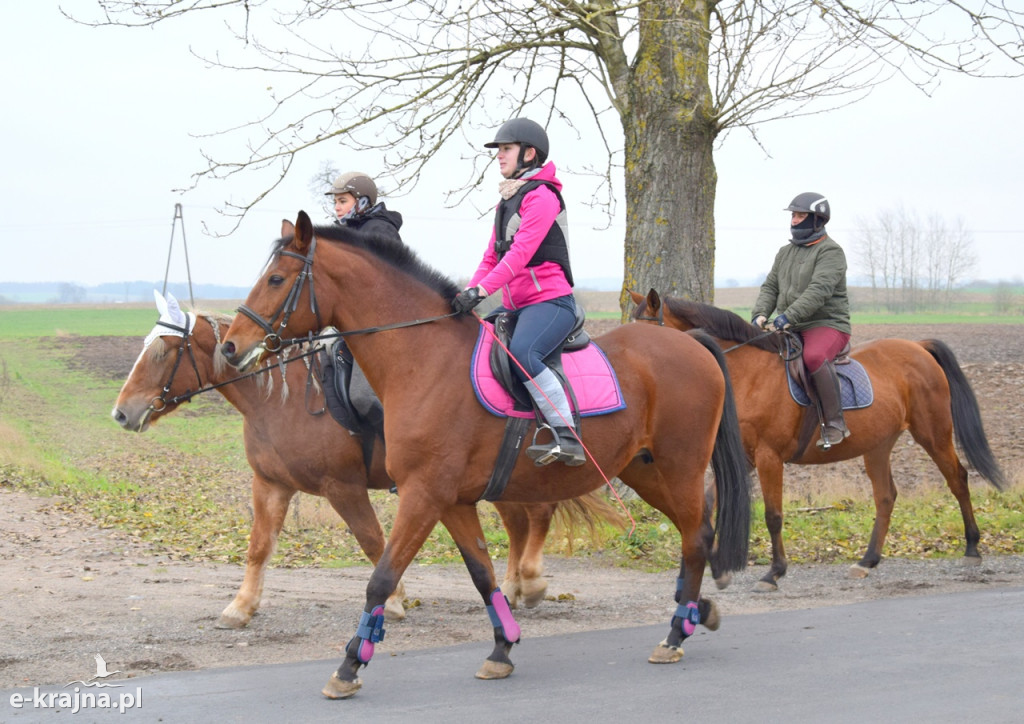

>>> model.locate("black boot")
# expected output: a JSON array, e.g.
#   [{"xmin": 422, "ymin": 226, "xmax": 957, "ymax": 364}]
[
  {"xmin": 526, "ymin": 426, "xmax": 586, "ymax": 467},
  {"xmin": 810, "ymin": 362, "xmax": 850, "ymax": 449}
]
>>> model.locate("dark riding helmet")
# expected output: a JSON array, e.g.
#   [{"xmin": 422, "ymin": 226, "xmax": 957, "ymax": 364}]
[
  {"xmin": 785, "ymin": 192, "xmax": 830, "ymax": 226},
  {"xmin": 484, "ymin": 118, "xmax": 549, "ymax": 165},
  {"xmin": 785, "ymin": 192, "xmax": 830, "ymax": 244}
]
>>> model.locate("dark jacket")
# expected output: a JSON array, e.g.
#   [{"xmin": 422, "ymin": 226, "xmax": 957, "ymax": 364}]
[
  {"xmin": 752, "ymin": 234, "xmax": 851, "ymax": 335},
  {"xmin": 338, "ymin": 203, "xmax": 403, "ymax": 243}
]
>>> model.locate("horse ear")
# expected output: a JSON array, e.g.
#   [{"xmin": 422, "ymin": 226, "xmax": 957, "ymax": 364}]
[
  {"xmin": 164, "ymin": 291, "xmax": 187, "ymax": 327},
  {"xmin": 646, "ymin": 288, "xmax": 661, "ymax": 311},
  {"xmin": 281, "ymin": 219, "xmax": 295, "ymax": 238},
  {"xmin": 293, "ymin": 210, "xmax": 314, "ymax": 252},
  {"xmin": 153, "ymin": 289, "xmax": 168, "ymax": 316},
  {"xmin": 627, "ymin": 289, "xmax": 646, "ymax": 306}
]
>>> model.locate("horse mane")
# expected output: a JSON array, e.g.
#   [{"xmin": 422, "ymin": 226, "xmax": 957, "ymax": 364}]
[
  {"xmin": 662, "ymin": 297, "xmax": 781, "ymax": 353},
  {"xmin": 271, "ymin": 222, "xmax": 462, "ymax": 301}
]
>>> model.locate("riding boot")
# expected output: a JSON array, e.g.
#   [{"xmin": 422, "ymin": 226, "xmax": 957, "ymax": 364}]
[
  {"xmin": 810, "ymin": 361, "xmax": 850, "ymax": 449},
  {"xmin": 523, "ymin": 368, "xmax": 586, "ymax": 467}
]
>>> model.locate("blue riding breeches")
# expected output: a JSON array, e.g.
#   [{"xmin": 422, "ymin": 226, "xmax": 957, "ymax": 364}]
[{"xmin": 505, "ymin": 295, "xmax": 577, "ymax": 380}]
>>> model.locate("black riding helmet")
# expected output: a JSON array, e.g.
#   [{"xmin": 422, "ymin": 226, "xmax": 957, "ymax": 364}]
[
  {"xmin": 484, "ymin": 118, "xmax": 549, "ymax": 173},
  {"xmin": 785, "ymin": 192, "xmax": 830, "ymax": 244}
]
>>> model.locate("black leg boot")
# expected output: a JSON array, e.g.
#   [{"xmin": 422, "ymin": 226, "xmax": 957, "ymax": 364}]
[{"xmin": 810, "ymin": 362, "xmax": 850, "ymax": 449}]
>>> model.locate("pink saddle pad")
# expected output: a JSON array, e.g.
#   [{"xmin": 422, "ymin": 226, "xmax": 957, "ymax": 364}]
[{"xmin": 471, "ymin": 322, "xmax": 626, "ymax": 419}]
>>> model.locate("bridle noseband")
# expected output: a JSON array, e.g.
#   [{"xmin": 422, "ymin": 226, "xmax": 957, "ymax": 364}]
[
  {"xmin": 236, "ymin": 235, "xmax": 323, "ymax": 352},
  {"xmin": 147, "ymin": 318, "xmax": 205, "ymax": 415}
]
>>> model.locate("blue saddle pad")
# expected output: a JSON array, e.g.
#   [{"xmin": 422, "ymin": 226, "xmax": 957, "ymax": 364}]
[{"xmin": 787, "ymin": 360, "xmax": 874, "ymax": 410}]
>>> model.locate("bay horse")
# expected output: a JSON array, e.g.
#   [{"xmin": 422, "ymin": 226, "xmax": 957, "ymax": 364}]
[
  {"xmin": 220, "ymin": 211, "xmax": 751, "ymax": 699},
  {"xmin": 111, "ymin": 294, "xmax": 609, "ymax": 628},
  {"xmin": 630, "ymin": 289, "xmax": 1006, "ymax": 591}
]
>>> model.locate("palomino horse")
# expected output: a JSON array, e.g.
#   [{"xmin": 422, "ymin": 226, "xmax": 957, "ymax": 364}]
[
  {"xmin": 111, "ymin": 293, "xmax": 606, "ymax": 628},
  {"xmin": 220, "ymin": 212, "xmax": 751, "ymax": 699},
  {"xmin": 630, "ymin": 289, "xmax": 1006, "ymax": 591}
]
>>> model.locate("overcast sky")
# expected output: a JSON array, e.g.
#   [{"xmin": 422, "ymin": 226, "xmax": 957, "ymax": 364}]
[{"xmin": 2, "ymin": 4, "xmax": 1022, "ymax": 294}]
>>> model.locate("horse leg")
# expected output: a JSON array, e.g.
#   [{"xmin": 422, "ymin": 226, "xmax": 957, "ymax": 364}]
[
  {"xmin": 850, "ymin": 446, "xmax": 899, "ymax": 578},
  {"xmin": 622, "ymin": 464, "xmax": 712, "ymax": 665},
  {"xmin": 323, "ymin": 485, "xmax": 406, "ymax": 620},
  {"xmin": 441, "ymin": 503, "xmax": 521, "ymax": 680},
  {"xmin": 494, "ymin": 502, "xmax": 527, "ymax": 608},
  {"xmin": 516, "ymin": 503, "xmax": 553, "ymax": 608},
  {"xmin": 322, "ymin": 491, "xmax": 443, "ymax": 700},
  {"xmin": 217, "ymin": 475, "xmax": 294, "ymax": 629},
  {"xmin": 753, "ymin": 452, "xmax": 788, "ymax": 592},
  {"xmin": 914, "ymin": 434, "xmax": 982, "ymax": 563}
]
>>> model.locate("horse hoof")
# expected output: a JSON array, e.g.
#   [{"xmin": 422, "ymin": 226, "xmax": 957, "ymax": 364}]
[
  {"xmin": 702, "ymin": 601, "xmax": 721, "ymax": 631},
  {"xmin": 500, "ymin": 581, "xmax": 521, "ymax": 609},
  {"xmin": 648, "ymin": 641, "xmax": 683, "ymax": 664},
  {"xmin": 520, "ymin": 579, "xmax": 548, "ymax": 609},
  {"xmin": 384, "ymin": 595, "xmax": 406, "ymax": 621},
  {"xmin": 215, "ymin": 609, "xmax": 251, "ymax": 630},
  {"xmin": 714, "ymin": 571, "xmax": 732, "ymax": 590},
  {"xmin": 322, "ymin": 672, "xmax": 361, "ymax": 699},
  {"xmin": 848, "ymin": 564, "xmax": 871, "ymax": 579},
  {"xmin": 752, "ymin": 580, "xmax": 778, "ymax": 593},
  {"xmin": 962, "ymin": 555, "xmax": 982, "ymax": 567},
  {"xmin": 475, "ymin": 660, "xmax": 514, "ymax": 680}
]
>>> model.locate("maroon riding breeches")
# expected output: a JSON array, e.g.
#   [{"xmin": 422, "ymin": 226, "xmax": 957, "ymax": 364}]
[{"xmin": 801, "ymin": 326, "xmax": 851, "ymax": 373}]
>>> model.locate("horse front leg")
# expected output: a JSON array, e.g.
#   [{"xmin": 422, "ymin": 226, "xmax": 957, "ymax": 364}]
[
  {"xmin": 217, "ymin": 475, "xmax": 294, "ymax": 629},
  {"xmin": 322, "ymin": 491, "xmax": 443, "ymax": 700},
  {"xmin": 850, "ymin": 447, "xmax": 898, "ymax": 578},
  {"xmin": 442, "ymin": 503, "xmax": 521, "ymax": 680},
  {"xmin": 753, "ymin": 452, "xmax": 788, "ymax": 592}
]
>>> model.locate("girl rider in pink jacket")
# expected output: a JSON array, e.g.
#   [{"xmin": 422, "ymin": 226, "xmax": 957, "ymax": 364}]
[{"xmin": 452, "ymin": 118, "xmax": 583, "ymax": 466}]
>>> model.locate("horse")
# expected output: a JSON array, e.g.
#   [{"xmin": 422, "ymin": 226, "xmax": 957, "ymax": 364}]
[
  {"xmin": 111, "ymin": 293, "xmax": 613, "ymax": 629},
  {"xmin": 630, "ymin": 289, "xmax": 1006, "ymax": 591},
  {"xmin": 219, "ymin": 211, "xmax": 751, "ymax": 699}
]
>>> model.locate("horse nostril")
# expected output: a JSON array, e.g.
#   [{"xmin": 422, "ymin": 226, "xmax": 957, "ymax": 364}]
[
  {"xmin": 222, "ymin": 341, "xmax": 236, "ymax": 357},
  {"xmin": 112, "ymin": 409, "xmax": 127, "ymax": 426}
]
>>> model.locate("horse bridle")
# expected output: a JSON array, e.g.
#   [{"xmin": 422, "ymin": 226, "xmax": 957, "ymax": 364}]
[
  {"xmin": 236, "ymin": 234, "xmax": 323, "ymax": 353},
  {"xmin": 146, "ymin": 318, "xmax": 206, "ymax": 415}
]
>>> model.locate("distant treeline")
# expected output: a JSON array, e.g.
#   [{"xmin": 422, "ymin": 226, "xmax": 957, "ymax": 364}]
[{"xmin": 0, "ymin": 281, "xmax": 253, "ymax": 304}]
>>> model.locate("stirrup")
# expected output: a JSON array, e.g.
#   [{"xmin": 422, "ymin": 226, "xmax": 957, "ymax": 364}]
[
  {"xmin": 816, "ymin": 426, "xmax": 850, "ymax": 450},
  {"xmin": 526, "ymin": 426, "xmax": 585, "ymax": 467}
]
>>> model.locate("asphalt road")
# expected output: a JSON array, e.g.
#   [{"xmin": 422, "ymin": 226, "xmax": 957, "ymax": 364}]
[{"xmin": 4, "ymin": 587, "xmax": 1022, "ymax": 723}]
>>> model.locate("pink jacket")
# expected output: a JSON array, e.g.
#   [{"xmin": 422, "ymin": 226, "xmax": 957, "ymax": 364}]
[{"xmin": 469, "ymin": 162, "xmax": 573, "ymax": 310}]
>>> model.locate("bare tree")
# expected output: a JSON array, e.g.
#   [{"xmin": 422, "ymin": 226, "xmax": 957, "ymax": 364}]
[
  {"xmin": 68, "ymin": 1, "xmax": 1024, "ymax": 311},
  {"xmin": 856, "ymin": 207, "xmax": 978, "ymax": 311}
]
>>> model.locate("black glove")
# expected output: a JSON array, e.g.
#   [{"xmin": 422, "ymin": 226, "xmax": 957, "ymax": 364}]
[
  {"xmin": 772, "ymin": 314, "xmax": 792, "ymax": 331},
  {"xmin": 452, "ymin": 287, "xmax": 485, "ymax": 314}
]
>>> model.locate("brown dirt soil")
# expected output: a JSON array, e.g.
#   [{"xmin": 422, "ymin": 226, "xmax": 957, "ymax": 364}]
[{"xmin": 2, "ymin": 322, "xmax": 1023, "ymax": 689}]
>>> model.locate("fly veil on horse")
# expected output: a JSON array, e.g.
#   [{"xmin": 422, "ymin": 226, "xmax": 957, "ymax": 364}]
[
  {"xmin": 631, "ymin": 289, "xmax": 1006, "ymax": 591},
  {"xmin": 220, "ymin": 212, "xmax": 751, "ymax": 699},
  {"xmin": 111, "ymin": 291, "xmax": 615, "ymax": 627}
]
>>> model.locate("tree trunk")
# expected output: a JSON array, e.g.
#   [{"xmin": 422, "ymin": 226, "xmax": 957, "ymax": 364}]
[{"xmin": 618, "ymin": 1, "xmax": 718, "ymax": 317}]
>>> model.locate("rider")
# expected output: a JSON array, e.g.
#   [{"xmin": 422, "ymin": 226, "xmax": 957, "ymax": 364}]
[
  {"xmin": 326, "ymin": 171, "xmax": 403, "ymax": 242},
  {"xmin": 451, "ymin": 118, "xmax": 584, "ymax": 467},
  {"xmin": 751, "ymin": 192, "xmax": 852, "ymax": 449},
  {"xmin": 324, "ymin": 171, "xmax": 404, "ymax": 441}
]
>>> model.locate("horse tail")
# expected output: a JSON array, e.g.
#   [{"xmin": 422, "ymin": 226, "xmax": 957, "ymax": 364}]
[
  {"xmin": 688, "ymin": 329, "xmax": 752, "ymax": 574},
  {"xmin": 919, "ymin": 339, "xmax": 1007, "ymax": 490},
  {"xmin": 552, "ymin": 491, "xmax": 629, "ymax": 554}
]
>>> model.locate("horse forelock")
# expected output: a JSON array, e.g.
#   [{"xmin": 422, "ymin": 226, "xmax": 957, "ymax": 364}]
[
  {"xmin": 663, "ymin": 298, "xmax": 780, "ymax": 352},
  {"xmin": 272, "ymin": 223, "xmax": 461, "ymax": 301}
]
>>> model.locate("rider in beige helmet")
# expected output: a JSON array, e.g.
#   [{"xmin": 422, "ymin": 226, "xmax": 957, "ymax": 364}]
[{"xmin": 325, "ymin": 171, "xmax": 403, "ymax": 242}]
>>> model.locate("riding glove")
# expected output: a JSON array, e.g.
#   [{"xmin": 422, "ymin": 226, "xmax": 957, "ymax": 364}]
[
  {"xmin": 773, "ymin": 314, "xmax": 792, "ymax": 331},
  {"xmin": 452, "ymin": 287, "xmax": 485, "ymax": 314}
]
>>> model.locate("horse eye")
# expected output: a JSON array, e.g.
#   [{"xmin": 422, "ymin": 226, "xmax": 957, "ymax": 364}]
[{"xmin": 268, "ymin": 275, "xmax": 285, "ymax": 287}]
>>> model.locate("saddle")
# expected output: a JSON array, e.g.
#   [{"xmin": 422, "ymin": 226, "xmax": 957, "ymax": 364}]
[
  {"xmin": 484, "ymin": 305, "xmax": 590, "ymax": 422},
  {"xmin": 783, "ymin": 338, "xmax": 873, "ymax": 410}
]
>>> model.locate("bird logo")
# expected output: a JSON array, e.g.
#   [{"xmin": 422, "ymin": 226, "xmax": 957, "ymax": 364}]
[{"xmin": 66, "ymin": 654, "xmax": 124, "ymax": 688}]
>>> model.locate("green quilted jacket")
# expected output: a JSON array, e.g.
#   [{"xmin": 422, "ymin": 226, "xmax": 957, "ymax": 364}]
[{"xmin": 751, "ymin": 235, "xmax": 851, "ymax": 334}]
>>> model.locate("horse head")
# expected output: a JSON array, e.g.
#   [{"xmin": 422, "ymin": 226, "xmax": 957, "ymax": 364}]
[{"xmin": 222, "ymin": 211, "xmax": 322, "ymax": 371}]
